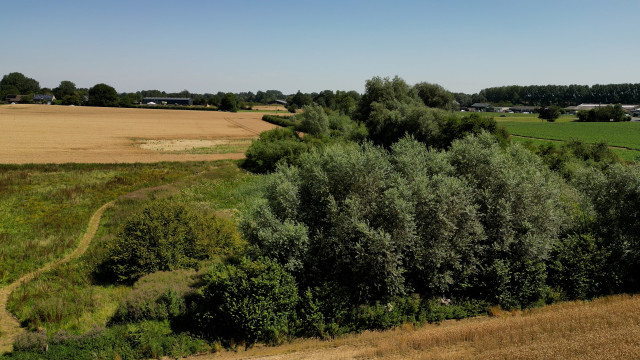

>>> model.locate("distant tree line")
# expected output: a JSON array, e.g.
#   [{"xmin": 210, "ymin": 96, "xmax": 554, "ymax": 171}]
[{"xmin": 474, "ymin": 84, "xmax": 640, "ymax": 107}]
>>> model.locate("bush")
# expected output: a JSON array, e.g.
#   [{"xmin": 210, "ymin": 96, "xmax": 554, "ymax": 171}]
[
  {"xmin": 576, "ymin": 105, "xmax": 628, "ymax": 122},
  {"xmin": 195, "ymin": 258, "xmax": 299, "ymax": 346},
  {"xmin": 99, "ymin": 201, "xmax": 242, "ymax": 284},
  {"xmin": 299, "ymin": 104, "xmax": 329, "ymax": 136},
  {"xmin": 242, "ymin": 127, "xmax": 311, "ymax": 173},
  {"xmin": 110, "ymin": 270, "xmax": 197, "ymax": 325},
  {"xmin": 261, "ymin": 114, "xmax": 299, "ymax": 128},
  {"xmin": 9, "ymin": 322, "xmax": 210, "ymax": 360},
  {"xmin": 547, "ymin": 234, "xmax": 610, "ymax": 300},
  {"xmin": 219, "ymin": 92, "xmax": 238, "ymax": 112}
]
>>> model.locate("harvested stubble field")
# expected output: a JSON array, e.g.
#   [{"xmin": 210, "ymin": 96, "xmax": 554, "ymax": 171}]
[{"xmin": 0, "ymin": 105, "xmax": 277, "ymax": 164}]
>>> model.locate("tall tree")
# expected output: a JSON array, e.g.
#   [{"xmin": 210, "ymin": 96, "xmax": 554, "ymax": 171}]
[
  {"xmin": 219, "ymin": 92, "xmax": 238, "ymax": 112},
  {"xmin": 88, "ymin": 83, "xmax": 118, "ymax": 107},
  {"xmin": 0, "ymin": 72, "xmax": 40, "ymax": 98},
  {"xmin": 413, "ymin": 82, "xmax": 455, "ymax": 110},
  {"xmin": 53, "ymin": 80, "xmax": 77, "ymax": 99}
]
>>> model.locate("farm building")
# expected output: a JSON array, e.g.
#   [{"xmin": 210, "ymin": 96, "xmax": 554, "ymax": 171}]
[
  {"xmin": 572, "ymin": 104, "xmax": 639, "ymax": 111},
  {"xmin": 269, "ymin": 99, "xmax": 287, "ymax": 105},
  {"xmin": 470, "ymin": 103, "xmax": 491, "ymax": 112},
  {"xmin": 33, "ymin": 94, "xmax": 55, "ymax": 104},
  {"xmin": 142, "ymin": 97, "xmax": 192, "ymax": 106},
  {"xmin": 509, "ymin": 106, "xmax": 537, "ymax": 113},
  {"xmin": 5, "ymin": 95, "xmax": 25, "ymax": 103}
]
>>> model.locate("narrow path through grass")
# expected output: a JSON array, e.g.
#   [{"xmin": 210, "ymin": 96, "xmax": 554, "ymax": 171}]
[{"xmin": 0, "ymin": 200, "xmax": 114, "ymax": 354}]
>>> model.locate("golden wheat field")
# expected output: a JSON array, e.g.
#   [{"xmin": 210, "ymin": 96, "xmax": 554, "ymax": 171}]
[
  {"xmin": 194, "ymin": 294, "xmax": 640, "ymax": 360},
  {"xmin": 0, "ymin": 104, "xmax": 278, "ymax": 164}
]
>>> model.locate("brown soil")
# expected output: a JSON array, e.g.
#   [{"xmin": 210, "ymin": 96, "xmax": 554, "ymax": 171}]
[{"xmin": 0, "ymin": 105, "xmax": 277, "ymax": 164}]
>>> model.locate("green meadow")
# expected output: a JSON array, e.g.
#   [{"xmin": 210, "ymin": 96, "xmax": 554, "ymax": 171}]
[
  {"xmin": 487, "ymin": 113, "xmax": 640, "ymax": 161},
  {"xmin": 3, "ymin": 160, "xmax": 260, "ymax": 334}
]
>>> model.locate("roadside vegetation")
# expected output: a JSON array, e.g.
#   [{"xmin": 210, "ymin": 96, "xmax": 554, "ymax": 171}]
[{"xmin": 3, "ymin": 75, "xmax": 640, "ymax": 359}]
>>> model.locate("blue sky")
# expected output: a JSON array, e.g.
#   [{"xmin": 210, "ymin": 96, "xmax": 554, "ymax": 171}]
[{"xmin": 1, "ymin": 0, "xmax": 639, "ymax": 94}]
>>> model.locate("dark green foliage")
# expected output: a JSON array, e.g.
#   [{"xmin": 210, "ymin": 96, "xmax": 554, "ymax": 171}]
[
  {"xmin": 413, "ymin": 82, "xmax": 456, "ymax": 110},
  {"xmin": 354, "ymin": 76, "xmax": 418, "ymax": 123},
  {"xmin": 525, "ymin": 140, "xmax": 621, "ymax": 179},
  {"xmin": 9, "ymin": 322, "xmax": 209, "ymax": 360},
  {"xmin": 261, "ymin": 114, "xmax": 298, "ymax": 128},
  {"xmin": 99, "ymin": 201, "xmax": 242, "ymax": 284},
  {"xmin": 242, "ymin": 127, "xmax": 311, "ymax": 173},
  {"xmin": 288, "ymin": 90, "xmax": 312, "ymax": 108},
  {"xmin": 576, "ymin": 104, "xmax": 628, "ymax": 122},
  {"xmin": 548, "ymin": 234, "xmax": 610, "ymax": 300},
  {"xmin": 295, "ymin": 289, "xmax": 488, "ymax": 338},
  {"xmin": 298, "ymin": 104, "xmax": 329, "ymax": 136},
  {"xmin": 52, "ymin": 80, "xmax": 77, "ymax": 100},
  {"xmin": 479, "ymin": 83, "xmax": 640, "ymax": 107},
  {"xmin": 0, "ymin": 72, "xmax": 40, "ymax": 98},
  {"xmin": 195, "ymin": 258, "xmax": 299, "ymax": 346},
  {"xmin": 572, "ymin": 164, "xmax": 640, "ymax": 292},
  {"xmin": 327, "ymin": 113, "xmax": 369, "ymax": 142},
  {"xmin": 538, "ymin": 105, "xmax": 561, "ymax": 122},
  {"xmin": 242, "ymin": 133, "xmax": 570, "ymax": 308},
  {"xmin": 219, "ymin": 92, "xmax": 239, "ymax": 112},
  {"xmin": 87, "ymin": 83, "xmax": 118, "ymax": 107},
  {"xmin": 110, "ymin": 270, "xmax": 197, "ymax": 325},
  {"xmin": 446, "ymin": 133, "xmax": 571, "ymax": 308},
  {"xmin": 356, "ymin": 76, "xmax": 507, "ymax": 149}
]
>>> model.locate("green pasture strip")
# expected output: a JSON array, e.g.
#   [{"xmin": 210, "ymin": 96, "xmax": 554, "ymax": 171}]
[
  {"xmin": 183, "ymin": 140, "xmax": 253, "ymax": 155},
  {"xmin": 510, "ymin": 136, "xmax": 640, "ymax": 162},
  {"xmin": 6, "ymin": 161, "xmax": 261, "ymax": 334},
  {"xmin": 503, "ymin": 121, "xmax": 640, "ymax": 151}
]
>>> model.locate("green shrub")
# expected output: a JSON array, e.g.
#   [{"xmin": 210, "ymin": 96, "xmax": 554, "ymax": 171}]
[
  {"xmin": 299, "ymin": 104, "xmax": 329, "ymax": 136},
  {"xmin": 261, "ymin": 114, "xmax": 299, "ymax": 128},
  {"xmin": 9, "ymin": 322, "xmax": 210, "ymax": 360},
  {"xmin": 99, "ymin": 201, "xmax": 242, "ymax": 284},
  {"xmin": 195, "ymin": 258, "xmax": 299, "ymax": 346},
  {"xmin": 547, "ymin": 233, "xmax": 610, "ymax": 300},
  {"xmin": 110, "ymin": 270, "xmax": 197, "ymax": 325},
  {"xmin": 242, "ymin": 127, "xmax": 311, "ymax": 173}
]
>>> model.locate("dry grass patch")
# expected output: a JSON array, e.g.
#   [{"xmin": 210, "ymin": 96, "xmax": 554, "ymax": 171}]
[{"xmin": 137, "ymin": 139, "xmax": 252, "ymax": 154}]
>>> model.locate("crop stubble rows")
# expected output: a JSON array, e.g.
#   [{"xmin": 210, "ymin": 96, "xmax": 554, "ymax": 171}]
[{"xmin": 0, "ymin": 105, "xmax": 277, "ymax": 164}]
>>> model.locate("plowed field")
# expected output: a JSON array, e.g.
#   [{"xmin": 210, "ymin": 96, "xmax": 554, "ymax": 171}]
[{"xmin": 0, "ymin": 105, "xmax": 277, "ymax": 163}]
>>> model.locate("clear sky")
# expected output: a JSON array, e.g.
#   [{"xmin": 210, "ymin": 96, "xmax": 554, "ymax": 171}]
[{"xmin": 2, "ymin": 0, "xmax": 639, "ymax": 95}]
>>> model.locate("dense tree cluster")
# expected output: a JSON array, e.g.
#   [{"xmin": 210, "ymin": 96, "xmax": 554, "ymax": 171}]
[
  {"xmin": 0, "ymin": 72, "xmax": 40, "ymax": 100},
  {"xmin": 241, "ymin": 134, "xmax": 572, "ymax": 308},
  {"xmin": 355, "ymin": 76, "xmax": 506, "ymax": 148},
  {"xmin": 576, "ymin": 104, "xmax": 628, "ymax": 122},
  {"xmin": 477, "ymin": 84, "xmax": 640, "ymax": 107}
]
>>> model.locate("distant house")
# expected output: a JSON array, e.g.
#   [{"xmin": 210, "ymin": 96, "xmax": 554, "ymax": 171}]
[
  {"xmin": 270, "ymin": 99, "xmax": 287, "ymax": 106},
  {"xmin": 142, "ymin": 97, "xmax": 192, "ymax": 106},
  {"xmin": 5, "ymin": 94, "xmax": 25, "ymax": 103},
  {"xmin": 470, "ymin": 103, "xmax": 491, "ymax": 112},
  {"xmin": 493, "ymin": 106, "xmax": 511, "ymax": 113},
  {"xmin": 34, "ymin": 94, "xmax": 56, "ymax": 104}
]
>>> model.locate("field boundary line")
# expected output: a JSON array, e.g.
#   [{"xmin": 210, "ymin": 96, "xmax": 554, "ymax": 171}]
[
  {"xmin": 511, "ymin": 134, "xmax": 640, "ymax": 151},
  {"xmin": 0, "ymin": 200, "xmax": 115, "ymax": 354}
]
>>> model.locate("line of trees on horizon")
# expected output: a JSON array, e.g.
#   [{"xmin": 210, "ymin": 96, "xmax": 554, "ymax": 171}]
[{"xmin": 2, "ymin": 71, "xmax": 640, "ymax": 111}]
